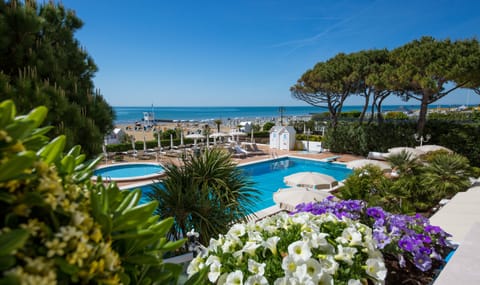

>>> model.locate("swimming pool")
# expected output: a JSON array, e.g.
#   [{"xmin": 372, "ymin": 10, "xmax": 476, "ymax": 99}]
[
  {"xmin": 93, "ymin": 162, "xmax": 165, "ymax": 182},
  {"xmin": 129, "ymin": 157, "xmax": 352, "ymax": 212},
  {"xmin": 240, "ymin": 157, "xmax": 352, "ymax": 211}
]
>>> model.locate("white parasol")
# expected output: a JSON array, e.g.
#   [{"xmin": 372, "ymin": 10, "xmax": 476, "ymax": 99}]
[{"xmin": 284, "ymin": 172, "xmax": 338, "ymax": 190}]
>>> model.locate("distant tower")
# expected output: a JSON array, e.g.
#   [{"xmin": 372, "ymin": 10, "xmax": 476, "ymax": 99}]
[{"xmin": 278, "ymin": 106, "xmax": 286, "ymax": 125}]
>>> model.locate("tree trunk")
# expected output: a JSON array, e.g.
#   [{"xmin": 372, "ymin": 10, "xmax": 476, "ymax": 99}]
[
  {"xmin": 359, "ymin": 90, "xmax": 371, "ymax": 124},
  {"xmin": 416, "ymin": 94, "xmax": 430, "ymax": 135}
]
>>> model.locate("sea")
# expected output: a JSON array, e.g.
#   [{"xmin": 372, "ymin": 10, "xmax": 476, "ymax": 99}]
[{"xmin": 113, "ymin": 105, "xmax": 466, "ymax": 125}]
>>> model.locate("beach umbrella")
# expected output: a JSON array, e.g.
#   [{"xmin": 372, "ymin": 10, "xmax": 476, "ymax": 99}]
[
  {"xmin": 143, "ymin": 133, "xmax": 147, "ymax": 152},
  {"xmin": 284, "ymin": 172, "xmax": 338, "ymax": 190},
  {"xmin": 186, "ymin": 133, "xmax": 205, "ymax": 146},
  {"xmin": 131, "ymin": 137, "xmax": 136, "ymax": 152},
  {"xmin": 229, "ymin": 130, "xmax": 247, "ymax": 143},
  {"xmin": 210, "ymin": 132, "xmax": 228, "ymax": 145},
  {"xmin": 346, "ymin": 159, "xmax": 392, "ymax": 172},
  {"xmin": 170, "ymin": 134, "xmax": 174, "ymax": 149},
  {"xmin": 273, "ymin": 187, "xmax": 333, "ymax": 212},
  {"xmin": 415, "ymin": 144, "xmax": 453, "ymax": 153}
]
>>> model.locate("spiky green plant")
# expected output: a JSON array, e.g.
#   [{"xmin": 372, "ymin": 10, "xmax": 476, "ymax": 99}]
[
  {"xmin": 0, "ymin": 100, "xmax": 184, "ymax": 284},
  {"xmin": 148, "ymin": 148, "xmax": 259, "ymax": 245}
]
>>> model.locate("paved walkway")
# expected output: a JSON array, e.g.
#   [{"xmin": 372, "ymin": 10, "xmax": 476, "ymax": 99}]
[{"xmin": 430, "ymin": 186, "xmax": 480, "ymax": 285}]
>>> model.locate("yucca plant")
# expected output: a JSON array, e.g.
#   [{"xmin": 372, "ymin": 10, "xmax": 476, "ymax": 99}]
[
  {"xmin": 420, "ymin": 152, "xmax": 472, "ymax": 200},
  {"xmin": 148, "ymin": 148, "xmax": 259, "ymax": 245}
]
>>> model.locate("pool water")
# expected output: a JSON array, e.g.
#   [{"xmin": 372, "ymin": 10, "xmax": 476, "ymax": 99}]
[
  {"xmin": 131, "ymin": 157, "xmax": 352, "ymax": 212},
  {"xmin": 94, "ymin": 163, "xmax": 165, "ymax": 179},
  {"xmin": 240, "ymin": 157, "xmax": 352, "ymax": 211}
]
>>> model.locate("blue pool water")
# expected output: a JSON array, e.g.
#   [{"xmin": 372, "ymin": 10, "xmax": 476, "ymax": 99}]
[
  {"xmin": 133, "ymin": 157, "xmax": 352, "ymax": 212},
  {"xmin": 94, "ymin": 163, "xmax": 165, "ymax": 179}
]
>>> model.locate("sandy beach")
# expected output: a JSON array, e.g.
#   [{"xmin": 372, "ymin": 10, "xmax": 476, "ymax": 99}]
[{"xmin": 116, "ymin": 122, "xmax": 238, "ymax": 142}]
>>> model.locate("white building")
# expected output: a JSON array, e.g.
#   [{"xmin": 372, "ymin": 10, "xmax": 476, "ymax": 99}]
[
  {"xmin": 105, "ymin": 128, "xmax": 127, "ymax": 145},
  {"xmin": 269, "ymin": 126, "xmax": 296, "ymax": 150},
  {"xmin": 239, "ymin": 121, "xmax": 252, "ymax": 133}
]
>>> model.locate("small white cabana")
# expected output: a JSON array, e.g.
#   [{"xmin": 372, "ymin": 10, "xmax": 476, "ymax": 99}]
[{"xmin": 269, "ymin": 126, "xmax": 296, "ymax": 150}]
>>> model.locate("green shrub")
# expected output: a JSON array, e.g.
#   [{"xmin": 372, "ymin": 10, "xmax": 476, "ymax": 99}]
[
  {"xmin": 384, "ymin": 111, "xmax": 409, "ymax": 120},
  {"xmin": 324, "ymin": 120, "xmax": 480, "ymax": 166},
  {"xmin": 0, "ymin": 100, "xmax": 184, "ymax": 284},
  {"xmin": 262, "ymin": 121, "xmax": 275, "ymax": 131}
]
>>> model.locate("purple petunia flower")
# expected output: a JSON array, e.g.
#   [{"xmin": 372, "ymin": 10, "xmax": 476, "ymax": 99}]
[
  {"xmin": 373, "ymin": 229, "xmax": 391, "ymax": 249},
  {"xmin": 414, "ymin": 253, "xmax": 433, "ymax": 271},
  {"xmin": 294, "ymin": 198, "xmax": 452, "ymax": 272},
  {"xmin": 367, "ymin": 207, "xmax": 386, "ymax": 220},
  {"xmin": 398, "ymin": 236, "xmax": 415, "ymax": 252}
]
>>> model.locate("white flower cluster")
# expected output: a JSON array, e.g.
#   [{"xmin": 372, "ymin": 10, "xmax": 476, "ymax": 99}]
[{"xmin": 187, "ymin": 212, "xmax": 386, "ymax": 284}]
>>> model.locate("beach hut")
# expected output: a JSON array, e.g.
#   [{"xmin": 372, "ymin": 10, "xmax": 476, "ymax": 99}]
[{"xmin": 269, "ymin": 126, "xmax": 296, "ymax": 150}]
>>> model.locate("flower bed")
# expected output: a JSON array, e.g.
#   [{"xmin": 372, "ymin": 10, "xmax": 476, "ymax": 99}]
[
  {"xmin": 187, "ymin": 196, "xmax": 455, "ymax": 285},
  {"xmin": 293, "ymin": 197, "xmax": 455, "ymax": 284},
  {"xmin": 187, "ymin": 211, "xmax": 386, "ymax": 284}
]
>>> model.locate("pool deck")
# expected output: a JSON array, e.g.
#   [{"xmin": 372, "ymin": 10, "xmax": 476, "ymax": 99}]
[{"xmin": 104, "ymin": 144, "xmax": 362, "ymax": 188}]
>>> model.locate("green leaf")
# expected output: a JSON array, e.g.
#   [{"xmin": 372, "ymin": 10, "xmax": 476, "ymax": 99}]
[
  {"xmin": 0, "ymin": 229, "xmax": 30, "ymax": 256},
  {"xmin": 55, "ymin": 257, "xmax": 79, "ymax": 275},
  {"xmin": 149, "ymin": 217, "xmax": 174, "ymax": 237},
  {"xmin": 0, "ymin": 100, "xmax": 15, "ymax": 128},
  {"xmin": 30, "ymin": 126, "xmax": 53, "ymax": 137},
  {"xmin": 0, "ymin": 151, "xmax": 36, "ymax": 182},
  {"xmin": 23, "ymin": 192, "xmax": 45, "ymax": 207},
  {"xmin": 112, "ymin": 201, "xmax": 159, "ymax": 232},
  {"xmin": 60, "ymin": 155, "xmax": 75, "ymax": 174},
  {"xmin": 161, "ymin": 239, "xmax": 186, "ymax": 252},
  {"xmin": 123, "ymin": 254, "xmax": 162, "ymax": 265},
  {"xmin": 74, "ymin": 154, "xmax": 86, "ymax": 166},
  {"xmin": 115, "ymin": 189, "xmax": 141, "ymax": 214},
  {"xmin": 67, "ymin": 145, "xmax": 82, "ymax": 157},
  {"xmin": 112, "ymin": 229, "xmax": 156, "ymax": 240},
  {"xmin": 0, "ymin": 255, "xmax": 16, "ymax": 271},
  {"xmin": 0, "ymin": 275, "xmax": 19, "ymax": 285},
  {"xmin": 21, "ymin": 106, "xmax": 47, "ymax": 129},
  {"xmin": 5, "ymin": 120, "xmax": 36, "ymax": 141},
  {"xmin": 36, "ymin": 135, "xmax": 66, "ymax": 164},
  {"xmin": 0, "ymin": 193, "xmax": 15, "ymax": 204}
]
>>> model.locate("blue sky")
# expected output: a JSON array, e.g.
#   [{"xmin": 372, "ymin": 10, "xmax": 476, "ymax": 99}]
[{"xmin": 61, "ymin": 0, "xmax": 480, "ymax": 107}]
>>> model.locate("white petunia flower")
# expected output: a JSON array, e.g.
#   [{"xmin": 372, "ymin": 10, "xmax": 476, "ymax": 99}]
[
  {"xmin": 308, "ymin": 232, "xmax": 329, "ymax": 249},
  {"xmin": 348, "ymin": 279, "xmax": 362, "ymax": 285},
  {"xmin": 206, "ymin": 255, "xmax": 220, "ymax": 266},
  {"xmin": 227, "ymin": 224, "xmax": 246, "ymax": 241},
  {"xmin": 245, "ymin": 274, "xmax": 268, "ymax": 285},
  {"xmin": 365, "ymin": 257, "xmax": 387, "ymax": 281},
  {"xmin": 339, "ymin": 227, "xmax": 363, "ymax": 246},
  {"xmin": 281, "ymin": 255, "xmax": 298, "ymax": 275},
  {"xmin": 243, "ymin": 241, "xmax": 261, "ymax": 256},
  {"xmin": 247, "ymin": 230, "xmax": 263, "ymax": 242},
  {"xmin": 305, "ymin": 258, "xmax": 323, "ymax": 282},
  {"xmin": 318, "ymin": 255, "xmax": 339, "ymax": 275},
  {"xmin": 263, "ymin": 236, "xmax": 280, "ymax": 256},
  {"xmin": 334, "ymin": 245, "xmax": 358, "ymax": 265},
  {"xmin": 248, "ymin": 259, "xmax": 266, "ymax": 275},
  {"xmin": 288, "ymin": 240, "xmax": 312, "ymax": 262},
  {"xmin": 222, "ymin": 240, "xmax": 236, "ymax": 253},
  {"xmin": 225, "ymin": 270, "xmax": 244, "ymax": 285},
  {"xmin": 273, "ymin": 276, "xmax": 300, "ymax": 285},
  {"xmin": 186, "ymin": 256, "xmax": 205, "ymax": 277},
  {"xmin": 208, "ymin": 260, "xmax": 222, "ymax": 283}
]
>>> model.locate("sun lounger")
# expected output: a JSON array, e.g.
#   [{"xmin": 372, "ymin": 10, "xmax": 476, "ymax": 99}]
[
  {"xmin": 325, "ymin": 156, "xmax": 340, "ymax": 162},
  {"xmin": 228, "ymin": 146, "xmax": 247, "ymax": 158},
  {"xmin": 242, "ymin": 143, "xmax": 265, "ymax": 155}
]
